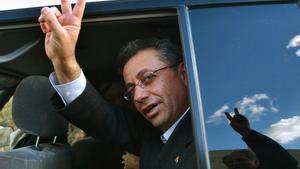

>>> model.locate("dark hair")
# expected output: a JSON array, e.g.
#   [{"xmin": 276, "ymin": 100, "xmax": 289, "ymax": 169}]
[
  {"xmin": 237, "ymin": 149, "xmax": 257, "ymax": 160},
  {"xmin": 118, "ymin": 38, "xmax": 183, "ymax": 73}
]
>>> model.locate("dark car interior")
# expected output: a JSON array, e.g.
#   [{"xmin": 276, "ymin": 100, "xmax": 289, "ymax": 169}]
[
  {"xmin": 0, "ymin": 76, "xmax": 72, "ymax": 169},
  {"xmin": 0, "ymin": 9, "xmax": 181, "ymax": 106}
]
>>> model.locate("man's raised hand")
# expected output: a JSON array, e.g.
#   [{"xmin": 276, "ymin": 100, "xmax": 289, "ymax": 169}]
[
  {"xmin": 225, "ymin": 108, "xmax": 251, "ymax": 138},
  {"xmin": 38, "ymin": 0, "xmax": 86, "ymax": 83}
]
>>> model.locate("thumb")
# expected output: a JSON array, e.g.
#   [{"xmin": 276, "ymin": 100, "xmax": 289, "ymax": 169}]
[{"xmin": 40, "ymin": 7, "xmax": 64, "ymax": 35}]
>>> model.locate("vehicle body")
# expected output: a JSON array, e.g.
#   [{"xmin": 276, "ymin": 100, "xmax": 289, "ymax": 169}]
[{"xmin": 1, "ymin": 0, "xmax": 300, "ymax": 168}]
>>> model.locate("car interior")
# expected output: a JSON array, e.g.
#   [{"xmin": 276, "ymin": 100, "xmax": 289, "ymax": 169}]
[{"xmin": 0, "ymin": 76, "xmax": 72, "ymax": 169}]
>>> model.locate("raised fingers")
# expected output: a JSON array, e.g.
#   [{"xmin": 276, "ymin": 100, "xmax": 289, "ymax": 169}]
[
  {"xmin": 73, "ymin": 0, "xmax": 86, "ymax": 19},
  {"xmin": 234, "ymin": 108, "xmax": 240, "ymax": 115},
  {"xmin": 61, "ymin": 0, "xmax": 72, "ymax": 14},
  {"xmin": 225, "ymin": 112, "xmax": 233, "ymax": 122}
]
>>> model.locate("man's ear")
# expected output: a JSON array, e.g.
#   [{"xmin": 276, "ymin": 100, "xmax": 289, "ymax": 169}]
[{"xmin": 177, "ymin": 62, "xmax": 187, "ymax": 86}]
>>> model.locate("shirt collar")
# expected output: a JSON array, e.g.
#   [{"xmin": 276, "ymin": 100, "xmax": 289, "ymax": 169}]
[{"xmin": 160, "ymin": 107, "xmax": 190, "ymax": 143}]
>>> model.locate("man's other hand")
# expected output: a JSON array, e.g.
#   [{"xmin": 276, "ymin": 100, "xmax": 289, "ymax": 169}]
[{"xmin": 225, "ymin": 108, "xmax": 251, "ymax": 138}]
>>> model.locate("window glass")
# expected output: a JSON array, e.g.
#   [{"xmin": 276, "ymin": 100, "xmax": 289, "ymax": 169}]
[{"xmin": 189, "ymin": 2, "xmax": 300, "ymax": 167}]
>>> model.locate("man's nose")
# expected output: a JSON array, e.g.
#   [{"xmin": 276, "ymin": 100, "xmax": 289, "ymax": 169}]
[{"xmin": 133, "ymin": 85, "xmax": 149, "ymax": 103}]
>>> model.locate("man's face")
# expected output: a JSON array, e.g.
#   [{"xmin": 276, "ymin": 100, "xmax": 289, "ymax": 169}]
[
  {"xmin": 123, "ymin": 48, "xmax": 189, "ymax": 130},
  {"xmin": 223, "ymin": 152, "xmax": 259, "ymax": 169}
]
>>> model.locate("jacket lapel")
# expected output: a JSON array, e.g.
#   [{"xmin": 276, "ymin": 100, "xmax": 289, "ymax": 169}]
[{"xmin": 157, "ymin": 111, "xmax": 194, "ymax": 169}]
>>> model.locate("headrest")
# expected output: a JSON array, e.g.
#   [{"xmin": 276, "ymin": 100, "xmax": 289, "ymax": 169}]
[{"xmin": 12, "ymin": 76, "xmax": 67, "ymax": 137}]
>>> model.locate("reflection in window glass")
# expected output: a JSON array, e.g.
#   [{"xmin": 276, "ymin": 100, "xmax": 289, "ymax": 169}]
[{"xmin": 189, "ymin": 3, "xmax": 300, "ymax": 168}]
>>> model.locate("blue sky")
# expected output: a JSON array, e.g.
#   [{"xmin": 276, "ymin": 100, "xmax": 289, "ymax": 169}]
[
  {"xmin": 189, "ymin": 4, "xmax": 300, "ymax": 150},
  {"xmin": 201, "ymin": 33, "xmax": 300, "ymax": 150}
]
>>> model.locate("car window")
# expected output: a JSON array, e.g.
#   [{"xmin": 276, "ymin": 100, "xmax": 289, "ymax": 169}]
[{"xmin": 188, "ymin": 2, "xmax": 300, "ymax": 167}]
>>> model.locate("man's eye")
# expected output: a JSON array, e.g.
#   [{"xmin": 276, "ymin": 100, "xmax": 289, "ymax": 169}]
[
  {"xmin": 142, "ymin": 73, "xmax": 155, "ymax": 84},
  {"xmin": 127, "ymin": 86, "xmax": 134, "ymax": 94}
]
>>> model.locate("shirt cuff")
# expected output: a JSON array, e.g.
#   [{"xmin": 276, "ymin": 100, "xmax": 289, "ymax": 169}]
[{"xmin": 49, "ymin": 70, "xmax": 87, "ymax": 105}]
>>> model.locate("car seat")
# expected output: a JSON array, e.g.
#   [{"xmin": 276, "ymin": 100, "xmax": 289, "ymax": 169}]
[{"xmin": 0, "ymin": 76, "xmax": 72, "ymax": 169}]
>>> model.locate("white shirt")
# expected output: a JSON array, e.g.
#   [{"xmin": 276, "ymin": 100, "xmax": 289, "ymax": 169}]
[
  {"xmin": 49, "ymin": 71, "xmax": 190, "ymax": 143},
  {"xmin": 160, "ymin": 107, "xmax": 190, "ymax": 143},
  {"xmin": 49, "ymin": 71, "xmax": 86, "ymax": 105}
]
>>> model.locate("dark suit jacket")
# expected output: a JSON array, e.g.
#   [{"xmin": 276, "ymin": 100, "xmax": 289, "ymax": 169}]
[{"xmin": 59, "ymin": 82, "xmax": 197, "ymax": 169}]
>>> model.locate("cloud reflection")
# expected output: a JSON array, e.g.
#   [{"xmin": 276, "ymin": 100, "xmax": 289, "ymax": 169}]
[
  {"xmin": 265, "ymin": 116, "xmax": 300, "ymax": 144},
  {"xmin": 206, "ymin": 104, "xmax": 229, "ymax": 124},
  {"xmin": 206, "ymin": 93, "xmax": 278, "ymax": 124},
  {"xmin": 287, "ymin": 35, "xmax": 300, "ymax": 57}
]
